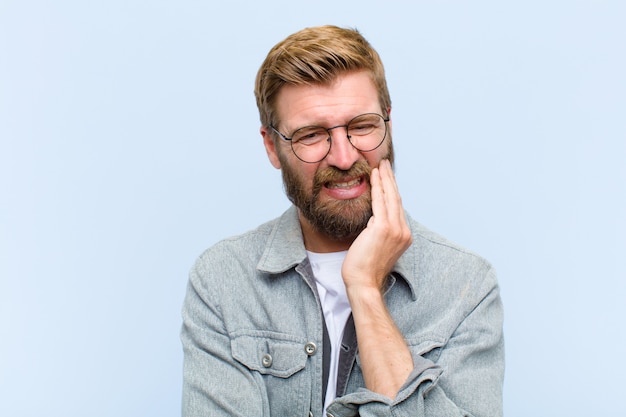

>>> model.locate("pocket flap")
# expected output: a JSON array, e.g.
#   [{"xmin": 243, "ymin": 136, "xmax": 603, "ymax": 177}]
[{"xmin": 231, "ymin": 331, "xmax": 309, "ymax": 378}]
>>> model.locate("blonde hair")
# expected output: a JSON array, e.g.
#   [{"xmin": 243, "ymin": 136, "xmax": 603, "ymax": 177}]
[{"xmin": 254, "ymin": 25, "xmax": 391, "ymax": 129}]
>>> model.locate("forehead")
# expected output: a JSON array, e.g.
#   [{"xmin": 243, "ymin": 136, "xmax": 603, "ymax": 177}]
[{"xmin": 275, "ymin": 71, "xmax": 380, "ymax": 130}]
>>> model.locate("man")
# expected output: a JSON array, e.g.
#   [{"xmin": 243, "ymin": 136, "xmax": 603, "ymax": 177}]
[{"xmin": 181, "ymin": 25, "xmax": 504, "ymax": 417}]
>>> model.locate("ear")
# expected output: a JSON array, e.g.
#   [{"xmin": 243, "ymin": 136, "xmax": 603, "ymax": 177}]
[{"xmin": 260, "ymin": 126, "xmax": 282, "ymax": 169}]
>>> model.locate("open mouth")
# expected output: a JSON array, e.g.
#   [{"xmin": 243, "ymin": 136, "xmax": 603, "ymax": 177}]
[{"xmin": 324, "ymin": 175, "xmax": 365, "ymax": 189}]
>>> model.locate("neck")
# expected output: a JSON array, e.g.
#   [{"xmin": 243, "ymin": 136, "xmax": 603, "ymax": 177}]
[{"xmin": 298, "ymin": 212, "xmax": 355, "ymax": 253}]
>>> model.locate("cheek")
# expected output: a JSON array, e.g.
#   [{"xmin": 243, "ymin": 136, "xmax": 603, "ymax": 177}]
[
  {"xmin": 300, "ymin": 166, "xmax": 320, "ymax": 189},
  {"xmin": 283, "ymin": 155, "xmax": 319, "ymax": 190},
  {"xmin": 364, "ymin": 147, "xmax": 389, "ymax": 168}
]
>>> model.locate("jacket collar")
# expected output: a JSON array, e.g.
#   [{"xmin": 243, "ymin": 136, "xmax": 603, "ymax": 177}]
[
  {"xmin": 257, "ymin": 206, "xmax": 308, "ymax": 274},
  {"xmin": 257, "ymin": 205, "xmax": 418, "ymax": 300}
]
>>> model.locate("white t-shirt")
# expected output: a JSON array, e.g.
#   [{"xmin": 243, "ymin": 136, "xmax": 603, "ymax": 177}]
[{"xmin": 306, "ymin": 250, "xmax": 352, "ymax": 413}]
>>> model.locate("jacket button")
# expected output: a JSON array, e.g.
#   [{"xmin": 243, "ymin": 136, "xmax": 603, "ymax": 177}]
[
  {"xmin": 261, "ymin": 353, "xmax": 272, "ymax": 368},
  {"xmin": 304, "ymin": 342, "xmax": 317, "ymax": 356}
]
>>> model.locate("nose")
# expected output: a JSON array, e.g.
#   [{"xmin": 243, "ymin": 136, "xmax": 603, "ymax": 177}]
[{"xmin": 325, "ymin": 127, "xmax": 360, "ymax": 170}]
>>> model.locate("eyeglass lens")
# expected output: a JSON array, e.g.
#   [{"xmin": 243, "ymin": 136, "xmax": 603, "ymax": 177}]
[{"xmin": 290, "ymin": 113, "xmax": 387, "ymax": 163}]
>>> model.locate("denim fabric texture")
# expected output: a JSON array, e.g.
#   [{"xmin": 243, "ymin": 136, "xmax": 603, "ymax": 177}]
[{"xmin": 181, "ymin": 206, "xmax": 504, "ymax": 417}]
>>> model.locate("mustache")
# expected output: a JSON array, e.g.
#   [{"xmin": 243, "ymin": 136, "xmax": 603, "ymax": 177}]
[{"xmin": 312, "ymin": 160, "xmax": 372, "ymax": 195}]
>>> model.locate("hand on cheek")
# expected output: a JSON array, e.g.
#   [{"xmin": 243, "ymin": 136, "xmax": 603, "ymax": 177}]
[{"xmin": 341, "ymin": 159, "xmax": 412, "ymax": 292}]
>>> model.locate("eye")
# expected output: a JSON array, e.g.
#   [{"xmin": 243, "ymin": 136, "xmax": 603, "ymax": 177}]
[
  {"xmin": 348, "ymin": 114, "xmax": 383, "ymax": 135},
  {"xmin": 292, "ymin": 127, "xmax": 327, "ymax": 145},
  {"xmin": 349, "ymin": 123, "xmax": 375, "ymax": 134}
]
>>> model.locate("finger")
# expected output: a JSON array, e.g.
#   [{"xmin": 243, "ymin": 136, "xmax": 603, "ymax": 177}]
[
  {"xmin": 382, "ymin": 159, "xmax": 400, "ymax": 196},
  {"xmin": 378, "ymin": 160, "xmax": 403, "ymax": 219},
  {"xmin": 369, "ymin": 166, "xmax": 387, "ymax": 219},
  {"xmin": 382, "ymin": 164, "xmax": 409, "ymax": 235}
]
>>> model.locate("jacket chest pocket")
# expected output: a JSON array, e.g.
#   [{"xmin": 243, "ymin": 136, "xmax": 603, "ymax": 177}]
[{"xmin": 231, "ymin": 331, "xmax": 314, "ymax": 416}]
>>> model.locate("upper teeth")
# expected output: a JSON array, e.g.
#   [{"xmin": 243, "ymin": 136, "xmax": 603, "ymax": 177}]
[{"xmin": 328, "ymin": 178, "xmax": 361, "ymax": 189}]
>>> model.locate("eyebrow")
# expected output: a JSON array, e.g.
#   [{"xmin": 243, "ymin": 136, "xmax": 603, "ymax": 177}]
[{"xmin": 287, "ymin": 112, "xmax": 371, "ymax": 132}]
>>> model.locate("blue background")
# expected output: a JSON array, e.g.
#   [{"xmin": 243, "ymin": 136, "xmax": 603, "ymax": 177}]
[{"xmin": 1, "ymin": 1, "xmax": 624, "ymax": 415}]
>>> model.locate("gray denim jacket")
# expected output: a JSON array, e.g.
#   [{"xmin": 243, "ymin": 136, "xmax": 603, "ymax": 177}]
[{"xmin": 181, "ymin": 206, "xmax": 504, "ymax": 417}]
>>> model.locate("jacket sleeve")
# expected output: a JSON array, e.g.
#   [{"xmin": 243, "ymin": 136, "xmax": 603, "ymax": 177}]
[
  {"xmin": 327, "ymin": 267, "xmax": 505, "ymax": 417},
  {"xmin": 180, "ymin": 258, "xmax": 268, "ymax": 417}
]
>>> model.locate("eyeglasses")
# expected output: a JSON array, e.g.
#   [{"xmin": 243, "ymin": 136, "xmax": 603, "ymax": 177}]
[{"xmin": 270, "ymin": 113, "xmax": 389, "ymax": 163}]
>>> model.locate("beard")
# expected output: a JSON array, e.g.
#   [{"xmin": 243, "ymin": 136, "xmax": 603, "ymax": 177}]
[{"xmin": 278, "ymin": 143, "xmax": 394, "ymax": 241}]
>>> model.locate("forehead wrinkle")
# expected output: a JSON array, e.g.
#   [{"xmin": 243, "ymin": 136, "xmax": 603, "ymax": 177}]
[
  {"xmin": 275, "ymin": 71, "xmax": 380, "ymax": 133},
  {"xmin": 290, "ymin": 103, "xmax": 359, "ymax": 131}
]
